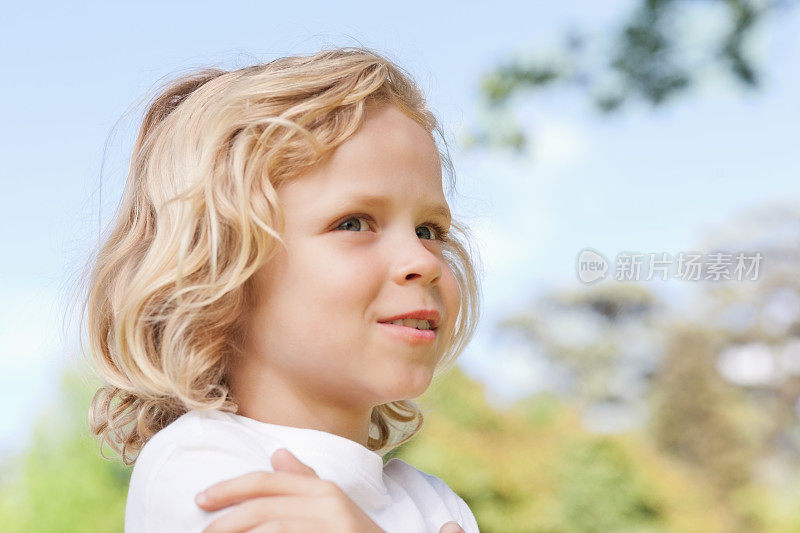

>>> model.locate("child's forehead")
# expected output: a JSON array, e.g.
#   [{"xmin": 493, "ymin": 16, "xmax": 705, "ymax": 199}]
[
  {"xmin": 283, "ymin": 134, "xmax": 443, "ymax": 197},
  {"xmin": 327, "ymin": 106, "xmax": 439, "ymax": 167},
  {"xmin": 275, "ymin": 105, "xmax": 447, "ymax": 213},
  {"xmin": 278, "ymin": 173, "xmax": 451, "ymax": 226},
  {"xmin": 325, "ymin": 191, "xmax": 451, "ymax": 218},
  {"xmin": 361, "ymin": 107, "xmax": 435, "ymax": 145},
  {"xmin": 283, "ymin": 177, "xmax": 449, "ymax": 210}
]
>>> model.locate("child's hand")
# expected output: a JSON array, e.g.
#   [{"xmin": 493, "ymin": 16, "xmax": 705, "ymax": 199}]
[
  {"xmin": 195, "ymin": 447, "xmax": 466, "ymax": 533},
  {"xmin": 196, "ymin": 447, "xmax": 385, "ymax": 532}
]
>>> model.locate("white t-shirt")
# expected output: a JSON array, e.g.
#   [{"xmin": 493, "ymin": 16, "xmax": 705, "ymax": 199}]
[{"xmin": 124, "ymin": 409, "xmax": 479, "ymax": 532}]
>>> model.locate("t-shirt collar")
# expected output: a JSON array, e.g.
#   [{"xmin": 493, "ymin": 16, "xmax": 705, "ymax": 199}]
[{"xmin": 223, "ymin": 411, "xmax": 389, "ymax": 498}]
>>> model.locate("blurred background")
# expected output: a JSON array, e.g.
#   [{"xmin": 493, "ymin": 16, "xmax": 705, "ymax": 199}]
[{"xmin": 1, "ymin": 1, "xmax": 799, "ymax": 531}]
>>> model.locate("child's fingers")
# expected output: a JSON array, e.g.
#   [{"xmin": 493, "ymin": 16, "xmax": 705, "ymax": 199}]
[
  {"xmin": 200, "ymin": 496, "xmax": 320, "ymax": 533},
  {"xmin": 439, "ymin": 521, "xmax": 464, "ymax": 533},
  {"xmin": 269, "ymin": 448, "xmax": 318, "ymax": 477},
  {"xmin": 239, "ymin": 521, "xmax": 316, "ymax": 533},
  {"xmin": 196, "ymin": 471, "xmax": 338, "ymax": 511}
]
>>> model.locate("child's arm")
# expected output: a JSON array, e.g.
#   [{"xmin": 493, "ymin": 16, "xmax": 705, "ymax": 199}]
[
  {"xmin": 196, "ymin": 449, "xmax": 468, "ymax": 533},
  {"xmin": 195, "ymin": 448, "xmax": 386, "ymax": 532}
]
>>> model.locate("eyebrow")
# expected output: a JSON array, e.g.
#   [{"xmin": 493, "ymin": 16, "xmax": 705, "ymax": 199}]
[{"xmin": 334, "ymin": 193, "xmax": 452, "ymax": 222}]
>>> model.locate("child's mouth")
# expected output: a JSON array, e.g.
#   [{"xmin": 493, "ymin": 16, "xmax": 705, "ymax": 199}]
[{"xmin": 377, "ymin": 321, "xmax": 436, "ymax": 344}]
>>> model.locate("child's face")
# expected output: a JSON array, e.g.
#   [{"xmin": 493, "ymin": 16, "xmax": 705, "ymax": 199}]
[{"xmin": 242, "ymin": 104, "xmax": 461, "ymax": 408}]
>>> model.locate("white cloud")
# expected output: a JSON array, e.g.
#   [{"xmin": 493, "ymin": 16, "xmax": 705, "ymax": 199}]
[{"xmin": 529, "ymin": 113, "xmax": 591, "ymax": 171}]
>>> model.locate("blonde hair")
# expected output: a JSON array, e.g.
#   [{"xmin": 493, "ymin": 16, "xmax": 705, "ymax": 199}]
[{"xmin": 79, "ymin": 46, "xmax": 482, "ymax": 466}]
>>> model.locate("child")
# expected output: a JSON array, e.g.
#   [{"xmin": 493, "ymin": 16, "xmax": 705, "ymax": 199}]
[{"xmin": 82, "ymin": 46, "xmax": 482, "ymax": 532}]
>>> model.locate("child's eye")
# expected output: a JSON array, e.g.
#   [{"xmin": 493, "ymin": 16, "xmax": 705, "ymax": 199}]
[
  {"xmin": 417, "ymin": 222, "xmax": 448, "ymax": 242},
  {"xmin": 334, "ymin": 215, "xmax": 448, "ymax": 242},
  {"xmin": 335, "ymin": 216, "xmax": 372, "ymax": 233}
]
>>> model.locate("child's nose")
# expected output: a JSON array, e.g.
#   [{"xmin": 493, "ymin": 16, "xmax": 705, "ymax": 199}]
[{"xmin": 389, "ymin": 233, "xmax": 442, "ymax": 286}]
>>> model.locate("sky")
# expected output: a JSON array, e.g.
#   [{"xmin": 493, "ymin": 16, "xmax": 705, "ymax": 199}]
[{"xmin": 1, "ymin": 0, "xmax": 798, "ymax": 460}]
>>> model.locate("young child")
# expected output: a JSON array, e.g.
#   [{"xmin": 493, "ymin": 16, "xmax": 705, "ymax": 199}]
[{"xmin": 82, "ymin": 46, "xmax": 482, "ymax": 532}]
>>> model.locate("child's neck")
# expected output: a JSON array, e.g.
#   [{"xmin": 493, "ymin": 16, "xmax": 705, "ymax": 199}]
[{"xmin": 226, "ymin": 357, "xmax": 374, "ymax": 447}]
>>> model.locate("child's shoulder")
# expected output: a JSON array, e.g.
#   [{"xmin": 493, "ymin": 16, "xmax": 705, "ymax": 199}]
[
  {"xmin": 135, "ymin": 408, "xmax": 265, "ymax": 467},
  {"xmin": 383, "ymin": 458, "xmax": 480, "ymax": 531},
  {"xmin": 383, "ymin": 457, "xmax": 455, "ymax": 496},
  {"xmin": 129, "ymin": 408, "xmax": 270, "ymax": 501},
  {"xmin": 126, "ymin": 409, "xmax": 271, "ymax": 532}
]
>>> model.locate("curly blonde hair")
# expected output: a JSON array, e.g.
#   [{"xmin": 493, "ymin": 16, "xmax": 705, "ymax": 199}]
[{"xmin": 79, "ymin": 46, "xmax": 483, "ymax": 466}]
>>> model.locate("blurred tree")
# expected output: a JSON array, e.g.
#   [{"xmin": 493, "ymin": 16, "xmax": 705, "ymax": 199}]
[
  {"xmin": 398, "ymin": 365, "xmax": 738, "ymax": 533},
  {"xmin": 556, "ymin": 437, "xmax": 663, "ymax": 532},
  {"xmin": 487, "ymin": 203, "xmax": 800, "ymax": 529},
  {"xmin": 647, "ymin": 323, "xmax": 756, "ymax": 497},
  {"xmin": 0, "ymin": 365, "xmax": 130, "ymax": 533},
  {"xmin": 496, "ymin": 283, "xmax": 665, "ymax": 421},
  {"xmin": 464, "ymin": 0, "xmax": 798, "ymax": 153},
  {"xmin": 693, "ymin": 204, "xmax": 800, "ymax": 487}
]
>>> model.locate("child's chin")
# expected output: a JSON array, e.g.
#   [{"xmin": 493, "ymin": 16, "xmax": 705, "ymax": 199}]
[{"xmin": 378, "ymin": 366, "xmax": 435, "ymax": 402}]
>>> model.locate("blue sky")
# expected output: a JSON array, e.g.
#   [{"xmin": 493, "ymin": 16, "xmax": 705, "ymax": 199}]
[{"xmin": 1, "ymin": 1, "xmax": 798, "ymax": 459}]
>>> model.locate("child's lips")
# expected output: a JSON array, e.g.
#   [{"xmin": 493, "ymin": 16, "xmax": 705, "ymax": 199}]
[{"xmin": 377, "ymin": 321, "xmax": 436, "ymax": 344}]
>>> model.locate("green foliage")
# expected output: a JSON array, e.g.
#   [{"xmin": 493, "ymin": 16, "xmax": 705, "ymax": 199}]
[
  {"xmin": 467, "ymin": 0, "xmax": 791, "ymax": 152},
  {"xmin": 556, "ymin": 438, "xmax": 664, "ymax": 533},
  {"xmin": 398, "ymin": 366, "xmax": 740, "ymax": 533},
  {"xmin": 0, "ymin": 367, "xmax": 130, "ymax": 533}
]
